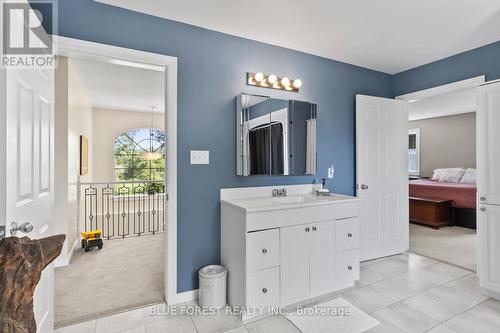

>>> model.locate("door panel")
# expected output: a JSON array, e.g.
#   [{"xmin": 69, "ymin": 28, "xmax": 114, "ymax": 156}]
[
  {"xmin": 356, "ymin": 95, "xmax": 409, "ymax": 261},
  {"xmin": 280, "ymin": 224, "xmax": 310, "ymax": 305},
  {"xmin": 477, "ymin": 82, "xmax": 500, "ymax": 205},
  {"xmin": 478, "ymin": 204, "xmax": 500, "ymax": 298},
  {"xmin": 6, "ymin": 65, "xmax": 54, "ymax": 332},
  {"xmin": 309, "ymin": 221, "xmax": 336, "ymax": 294}
]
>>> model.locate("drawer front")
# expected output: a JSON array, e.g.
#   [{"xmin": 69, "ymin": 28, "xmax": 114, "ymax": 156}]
[
  {"xmin": 336, "ymin": 218, "xmax": 359, "ymax": 252},
  {"xmin": 246, "ymin": 267, "xmax": 280, "ymax": 308},
  {"xmin": 247, "ymin": 229, "xmax": 280, "ymax": 272},
  {"xmin": 337, "ymin": 250, "xmax": 360, "ymax": 284}
]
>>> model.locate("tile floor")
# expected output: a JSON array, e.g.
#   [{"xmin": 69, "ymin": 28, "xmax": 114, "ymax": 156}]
[{"xmin": 55, "ymin": 253, "xmax": 500, "ymax": 333}]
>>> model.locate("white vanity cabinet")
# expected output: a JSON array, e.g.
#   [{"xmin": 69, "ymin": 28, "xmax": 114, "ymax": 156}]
[{"xmin": 220, "ymin": 185, "xmax": 360, "ymax": 310}]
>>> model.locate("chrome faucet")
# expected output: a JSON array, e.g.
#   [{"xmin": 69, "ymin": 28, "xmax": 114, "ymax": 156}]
[{"xmin": 272, "ymin": 188, "xmax": 287, "ymax": 197}]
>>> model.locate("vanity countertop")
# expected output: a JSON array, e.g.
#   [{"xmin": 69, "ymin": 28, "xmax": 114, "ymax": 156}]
[{"xmin": 221, "ymin": 193, "xmax": 359, "ymax": 213}]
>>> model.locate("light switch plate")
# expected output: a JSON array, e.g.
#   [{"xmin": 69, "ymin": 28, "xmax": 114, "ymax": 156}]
[{"xmin": 190, "ymin": 150, "xmax": 209, "ymax": 165}]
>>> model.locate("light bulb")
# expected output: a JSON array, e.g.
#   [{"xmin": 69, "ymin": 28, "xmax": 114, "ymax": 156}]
[
  {"xmin": 292, "ymin": 79, "xmax": 302, "ymax": 88},
  {"xmin": 281, "ymin": 77, "xmax": 290, "ymax": 86},
  {"xmin": 268, "ymin": 74, "xmax": 277, "ymax": 84},
  {"xmin": 254, "ymin": 72, "xmax": 264, "ymax": 82},
  {"xmin": 248, "ymin": 77, "xmax": 256, "ymax": 85}
]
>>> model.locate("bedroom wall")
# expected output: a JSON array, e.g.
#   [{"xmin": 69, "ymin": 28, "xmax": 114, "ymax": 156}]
[{"xmin": 409, "ymin": 113, "xmax": 476, "ymax": 177}]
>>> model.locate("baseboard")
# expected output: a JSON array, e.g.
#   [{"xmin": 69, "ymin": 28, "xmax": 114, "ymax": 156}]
[
  {"xmin": 54, "ymin": 239, "xmax": 79, "ymax": 268},
  {"xmin": 169, "ymin": 289, "xmax": 199, "ymax": 305}
]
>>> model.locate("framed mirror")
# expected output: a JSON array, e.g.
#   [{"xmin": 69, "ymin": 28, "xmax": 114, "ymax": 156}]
[{"xmin": 236, "ymin": 93, "xmax": 317, "ymax": 176}]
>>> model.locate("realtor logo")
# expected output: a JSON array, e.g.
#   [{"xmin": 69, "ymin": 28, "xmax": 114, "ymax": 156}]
[{"xmin": 1, "ymin": 0, "xmax": 57, "ymax": 68}]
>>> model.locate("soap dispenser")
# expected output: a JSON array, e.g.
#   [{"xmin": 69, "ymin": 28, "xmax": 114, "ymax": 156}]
[{"xmin": 317, "ymin": 178, "xmax": 330, "ymax": 195}]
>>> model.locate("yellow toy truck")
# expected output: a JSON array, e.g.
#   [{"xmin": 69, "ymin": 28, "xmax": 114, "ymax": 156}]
[{"xmin": 81, "ymin": 230, "xmax": 104, "ymax": 252}]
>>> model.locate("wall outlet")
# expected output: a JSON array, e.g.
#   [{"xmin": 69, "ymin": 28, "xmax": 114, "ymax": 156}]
[
  {"xmin": 190, "ymin": 150, "xmax": 209, "ymax": 165},
  {"xmin": 328, "ymin": 165, "xmax": 334, "ymax": 178}
]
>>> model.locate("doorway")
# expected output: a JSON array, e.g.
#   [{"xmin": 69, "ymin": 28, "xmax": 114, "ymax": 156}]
[
  {"xmin": 53, "ymin": 37, "xmax": 178, "ymax": 327},
  {"xmin": 396, "ymin": 76, "xmax": 484, "ymax": 272},
  {"xmin": 356, "ymin": 76, "xmax": 484, "ymax": 271}
]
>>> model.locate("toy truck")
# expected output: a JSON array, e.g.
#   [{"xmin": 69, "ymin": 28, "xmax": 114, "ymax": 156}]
[{"xmin": 81, "ymin": 230, "xmax": 104, "ymax": 252}]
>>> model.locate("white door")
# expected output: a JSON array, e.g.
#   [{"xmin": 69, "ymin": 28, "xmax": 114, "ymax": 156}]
[
  {"xmin": 356, "ymin": 95, "xmax": 409, "ymax": 261},
  {"xmin": 477, "ymin": 81, "xmax": 500, "ymax": 206},
  {"xmin": 309, "ymin": 220, "xmax": 336, "ymax": 294},
  {"xmin": 477, "ymin": 80, "xmax": 500, "ymax": 300},
  {"xmin": 3, "ymin": 65, "xmax": 55, "ymax": 332},
  {"xmin": 280, "ymin": 224, "xmax": 310, "ymax": 305}
]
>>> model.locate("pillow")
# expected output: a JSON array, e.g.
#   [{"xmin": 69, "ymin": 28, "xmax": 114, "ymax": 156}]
[
  {"xmin": 460, "ymin": 168, "xmax": 476, "ymax": 184},
  {"xmin": 439, "ymin": 168, "xmax": 466, "ymax": 183},
  {"xmin": 431, "ymin": 169, "xmax": 444, "ymax": 181}
]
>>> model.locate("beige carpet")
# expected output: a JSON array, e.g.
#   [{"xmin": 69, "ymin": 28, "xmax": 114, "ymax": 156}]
[
  {"xmin": 55, "ymin": 234, "xmax": 165, "ymax": 327},
  {"xmin": 409, "ymin": 223, "xmax": 476, "ymax": 271}
]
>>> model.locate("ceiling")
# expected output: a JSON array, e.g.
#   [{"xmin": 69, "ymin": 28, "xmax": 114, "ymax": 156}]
[
  {"xmin": 407, "ymin": 88, "xmax": 477, "ymax": 121},
  {"xmin": 97, "ymin": 0, "xmax": 500, "ymax": 74},
  {"xmin": 70, "ymin": 58, "xmax": 164, "ymax": 112}
]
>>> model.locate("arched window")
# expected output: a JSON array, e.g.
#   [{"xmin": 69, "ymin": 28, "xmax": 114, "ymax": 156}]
[{"xmin": 114, "ymin": 128, "xmax": 165, "ymax": 181}]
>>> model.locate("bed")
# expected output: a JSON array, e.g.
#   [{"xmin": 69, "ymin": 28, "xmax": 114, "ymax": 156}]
[{"xmin": 409, "ymin": 179, "xmax": 477, "ymax": 229}]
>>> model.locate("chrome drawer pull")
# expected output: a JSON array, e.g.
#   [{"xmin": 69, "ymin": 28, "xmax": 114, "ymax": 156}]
[
  {"xmin": 262, "ymin": 248, "xmax": 268, "ymax": 254},
  {"xmin": 348, "ymin": 266, "xmax": 352, "ymax": 271},
  {"xmin": 262, "ymin": 288, "xmax": 268, "ymax": 294},
  {"xmin": 312, "ymin": 226, "xmax": 317, "ymax": 231},
  {"xmin": 305, "ymin": 227, "xmax": 310, "ymax": 232},
  {"xmin": 347, "ymin": 233, "xmax": 352, "ymax": 238},
  {"xmin": 480, "ymin": 196, "xmax": 486, "ymax": 201},
  {"xmin": 480, "ymin": 207, "xmax": 486, "ymax": 212}
]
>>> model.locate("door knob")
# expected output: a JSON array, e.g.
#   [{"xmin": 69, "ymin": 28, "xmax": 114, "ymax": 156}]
[
  {"xmin": 360, "ymin": 184, "xmax": 369, "ymax": 190},
  {"xmin": 10, "ymin": 222, "xmax": 33, "ymax": 236}
]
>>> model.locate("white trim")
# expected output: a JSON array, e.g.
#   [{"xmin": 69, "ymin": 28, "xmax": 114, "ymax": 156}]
[
  {"xmin": 408, "ymin": 128, "xmax": 421, "ymax": 176},
  {"xmin": 56, "ymin": 36, "xmax": 180, "ymax": 305},
  {"xmin": 396, "ymin": 75, "xmax": 486, "ymax": 102},
  {"xmin": 54, "ymin": 239, "xmax": 79, "ymax": 267},
  {"xmin": 174, "ymin": 289, "xmax": 199, "ymax": 304}
]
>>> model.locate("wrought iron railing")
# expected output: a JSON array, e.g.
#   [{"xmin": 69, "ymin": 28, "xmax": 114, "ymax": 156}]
[{"xmin": 77, "ymin": 180, "xmax": 166, "ymax": 239}]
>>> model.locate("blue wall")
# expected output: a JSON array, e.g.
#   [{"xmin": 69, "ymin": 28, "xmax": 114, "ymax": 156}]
[
  {"xmin": 392, "ymin": 41, "xmax": 500, "ymax": 96},
  {"xmin": 49, "ymin": 0, "xmax": 389, "ymax": 292}
]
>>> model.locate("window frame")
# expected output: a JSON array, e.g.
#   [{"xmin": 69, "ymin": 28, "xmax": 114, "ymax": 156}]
[
  {"xmin": 113, "ymin": 128, "xmax": 166, "ymax": 182},
  {"xmin": 408, "ymin": 128, "xmax": 421, "ymax": 176}
]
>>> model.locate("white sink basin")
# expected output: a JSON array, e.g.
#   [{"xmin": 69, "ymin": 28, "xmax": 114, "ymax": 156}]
[
  {"xmin": 223, "ymin": 193, "xmax": 358, "ymax": 212},
  {"xmin": 271, "ymin": 196, "xmax": 315, "ymax": 204}
]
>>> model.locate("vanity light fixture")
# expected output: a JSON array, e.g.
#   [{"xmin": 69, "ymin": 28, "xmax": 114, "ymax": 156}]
[{"xmin": 247, "ymin": 72, "xmax": 301, "ymax": 92}]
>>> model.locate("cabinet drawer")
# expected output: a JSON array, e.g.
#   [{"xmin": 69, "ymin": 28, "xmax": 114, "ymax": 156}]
[
  {"xmin": 336, "ymin": 218, "xmax": 359, "ymax": 252},
  {"xmin": 247, "ymin": 229, "xmax": 279, "ymax": 272},
  {"xmin": 246, "ymin": 267, "xmax": 280, "ymax": 308},
  {"xmin": 337, "ymin": 250, "xmax": 360, "ymax": 284}
]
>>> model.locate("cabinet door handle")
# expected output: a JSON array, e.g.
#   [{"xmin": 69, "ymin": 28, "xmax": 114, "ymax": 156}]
[
  {"xmin": 262, "ymin": 248, "xmax": 268, "ymax": 254},
  {"xmin": 312, "ymin": 226, "xmax": 317, "ymax": 231},
  {"xmin": 480, "ymin": 196, "xmax": 486, "ymax": 201},
  {"xmin": 348, "ymin": 266, "xmax": 352, "ymax": 271},
  {"xmin": 305, "ymin": 227, "xmax": 310, "ymax": 232},
  {"xmin": 347, "ymin": 233, "xmax": 352, "ymax": 238},
  {"xmin": 480, "ymin": 207, "xmax": 486, "ymax": 212},
  {"xmin": 262, "ymin": 288, "xmax": 268, "ymax": 294}
]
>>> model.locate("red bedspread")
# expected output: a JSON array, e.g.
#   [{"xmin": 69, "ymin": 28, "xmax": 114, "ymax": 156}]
[{"xmin": 409, "ymin": 179, "xmax": 477, "ymax": 209}]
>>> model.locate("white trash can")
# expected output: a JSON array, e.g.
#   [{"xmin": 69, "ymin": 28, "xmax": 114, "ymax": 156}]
[{"xmin": 198, "ymin": 265, "xmax": 227, "ymax": 308}]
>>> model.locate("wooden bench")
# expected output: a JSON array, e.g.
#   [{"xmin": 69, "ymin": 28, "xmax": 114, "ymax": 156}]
[{"xmin": 409, "ymin": 197, "xmax": 453, "ymax": 229}]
